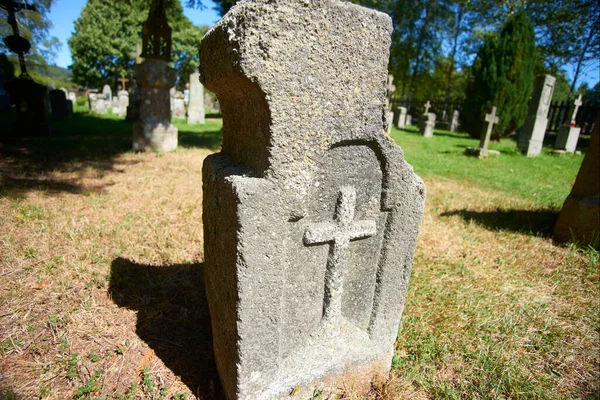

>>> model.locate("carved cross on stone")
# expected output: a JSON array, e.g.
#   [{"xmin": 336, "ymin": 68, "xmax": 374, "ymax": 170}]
[
  {"xmin": 304, "ymin": 186, "xmax": 377, "ymax": 323},
  {"xmin": 571, "ymin": 95, "xmax": 583, "ymax": 125},
  {"xmin": 423, "ymin": 101, "xmax": 431, "ymax": 114},
  {"xmin": 118, "ymin": 74, "xmax": 129, "ymax": 91}
]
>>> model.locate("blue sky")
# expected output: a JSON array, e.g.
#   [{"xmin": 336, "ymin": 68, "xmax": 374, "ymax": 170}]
[{"xmin": 47, "ymin": 0, "xmax": 221, "ymax": 69}]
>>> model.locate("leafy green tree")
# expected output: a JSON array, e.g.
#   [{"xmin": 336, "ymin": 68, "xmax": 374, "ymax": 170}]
[
  {"xmin": 462, "ymin": 10, "xmax": 536, "ymax": 139},
  {"xmin": 68, "ymin": 0, "xmax": 207, "ymax": 89},
  {"xmin": 0, "ymin": 0, "xmax": 61, "ymax": 75}
]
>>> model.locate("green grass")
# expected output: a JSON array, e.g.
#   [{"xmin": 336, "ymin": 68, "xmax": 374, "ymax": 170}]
[{"xmin": 391, "ymin": 126, "xmax": 584, "ymax": 209}]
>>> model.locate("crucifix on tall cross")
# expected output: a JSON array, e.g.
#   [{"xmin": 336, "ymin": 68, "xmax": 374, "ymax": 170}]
[
  {"xmin": 118, "ymin": 74, "xmax": 129, "ymax": 91},
  {"xmin": 303, "ymin": 186, "xmax": 377, "ymax": 324},
  {"xmin": 1, "ymin": 0, "xmax": 38, "ymax": 78},
  {"xmin": 423, "ymin": 101, "xmax": 431, "ymax": 114},
  {"xmin": 571, "ymin": 95, "xmax": 583, "ymax": 125},
  {"xmin": 479, "ymin": 106, "xmax": 499, "ymax": 150}
]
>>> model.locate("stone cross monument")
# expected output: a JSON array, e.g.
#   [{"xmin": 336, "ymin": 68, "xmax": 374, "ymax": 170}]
[
  {"xmin": 519, "ymin": 75, "xmax": 555, "ymax": 157},
  {"xmin": 132, "ymin": 0, "xmax": 178, "ymax": 152},
  {"xmin": 187, "ymin": 72, "xmax": 205, "ymax": 124},
  {"xmin": 419, "ymin": 112, "xmax": 436, "ymax": 137},
  {"xmin": 465, "ymin": 106, "xmax": 500, "ymax": 158},
  {"xmin": 199, "ymin": 1, "xmax": 426, "ymax": 399},
  {"xmin": 423, "ymin": 100, "xmax": 431, "ymax": 114},
  {"xmin": 554, "ymin": 95, "xmax": 584, "ymax": 153}
]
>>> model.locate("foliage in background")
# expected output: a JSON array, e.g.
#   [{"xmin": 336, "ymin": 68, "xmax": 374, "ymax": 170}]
[
  {"xmin": 68, "ymin": 0, "xmax": 208, "ymax": 90},
  {"xmin": 461, "ymin": 10, "xmax": 536, "ymax": 140},
  {"xmin": 0, "ymin": 0, "xmax": 61, "ymax": 77}
]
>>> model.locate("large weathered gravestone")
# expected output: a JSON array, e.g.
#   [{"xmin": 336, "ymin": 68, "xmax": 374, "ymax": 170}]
[
  {"xmin": 419, "ymin": 112, "xmax": 435, "ymax": 137},
  {"xmin": 49, "ymin": 89, "xmax": 72, "ymax": 120},
  {"xmin": 554, "ymin": 121, "xmax": 599, "ymax": 248},
  {"xmin": 200, "ymin": 1, "xmax": 425, "ymax": 399},
  {"xmin": 519, "ymin": 75, "xmax": 555, "ymax": 157},
  {"xmin": 187, "ymin": 72, "xmax": 205, "ymax": 124},
  {"xmin": 554, "ymin": 95, "xmax": 583, "ymax": 153},
  {"xmin": 6, "ymin": 78, "xmax": 50, "ymax": 136},
  {"xmin": 465, "ymin": 106, "xmax": 500, "ymax": 159}
]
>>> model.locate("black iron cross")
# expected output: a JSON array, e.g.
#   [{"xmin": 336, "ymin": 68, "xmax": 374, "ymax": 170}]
[{"xmin": 1, "ymin": 0, "xmax": 38, "ymax": 77}]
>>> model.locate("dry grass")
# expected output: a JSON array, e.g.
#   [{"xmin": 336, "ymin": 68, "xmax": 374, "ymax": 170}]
[{"xmin": 0, "ymin": 119, "xmax": 598, "ymax": 399}]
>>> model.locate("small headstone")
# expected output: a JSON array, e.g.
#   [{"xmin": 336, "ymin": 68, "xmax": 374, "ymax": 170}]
[
  {"xmin": 519, "ymin": 75, "xmax": 555, "ymax": 156},
  {"xmin": 200, "ymin": 1, "xmax": 425, "ymax": 398},
  {"xmin": 465, "ymin": 106, "xmax": 501, "ymax": 158},
  {"xmin": 68, "ymin": 91, "xmax": 77, "ymax": 103},
  {"xmin": 554, "ymin": 95, "xmax": 583, "ymax": 153},
  {"xmin": 450, "ymin": 109, "xmax": 459, "ymax": 132},
  {"xmin": 419, "ymin": 112, "xmax": 435, "ymax": 137},
  {"xmin": 204, "ymin": 92, "xmax": 215, "ymax": 110},
  {"xmin": 554, "ymin": 121, "xmax": 599, "ymax": 248},
  {"xmin": 406, "ymin": 114, "xmax": 412, "ymax": 126},
  {"xmin": 187, "ymin": 72, "xmax": 205, "ymax": 124},
  {"xmin": 49, "ymin": 89, "xmax": 72, "ymax": 120},
  {"xmin": 396, "ymin": 106, "xmax": 407, "ymax": 129},
  {"xmin": 113, "ymin": 89, "xmax": 129, "ymax": 116},
  {"xmin": 171, "ymin": 90, "xmax": 186, "ymax": 118},
  {"xmin": 211, "ymin": 99, "xmax": 220, "ymax": 114},
  {"xmin": 102, "ymin": 84, "xmax": 113, "ymax": 102}
]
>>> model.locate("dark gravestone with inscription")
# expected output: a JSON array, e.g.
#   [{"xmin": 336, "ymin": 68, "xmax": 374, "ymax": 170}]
[{"xmin": 200, "ymin": 1, "xmax": 426, "ymax": 398}]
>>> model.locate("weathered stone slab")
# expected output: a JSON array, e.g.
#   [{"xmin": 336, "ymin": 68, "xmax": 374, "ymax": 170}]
[
  {"xmin": 133, "ymin": 59, "xmax": 178, "ymax": 152},
  {"xmin": 554, "ymin": 125, "xmax": 581, "ymax": 153},
  {"xmin": 200, "ymin": 1, "xmax": 425, "ymax": 399},
  {"xmin": 406, "ymin": 114, "xmax": 412, "ymax": 126},
  {"xmin": 554, "ymin": 121, "xmax": 599, "ymax": 247},
  {"xmin": 102, "ymin": 84, "xmax": 112, "ymax": 102},
  {"xmin": 49, "ymin": 89, "xmax": 72, "ymax": 120},
  {"xmin": 419, "ymin": 112, "xmax": 435, "ymax": 137},
  {"xmin": 450, "ymin": 109, "xmax": 459, "ymax": 132},
  {"xmin": 519, "ymin": 75, "xmax": 555, "ymax": 156},
  {"xmin": 171, "ymin": 90, "xmax": 186, "ymax": 119},
  {"xmin": 396, "ymin": 106, "xmax": 406, "ymax": 129},
  {"xmin": 187, "ymin": 72, "xmax": 205, "ymax": 124}
]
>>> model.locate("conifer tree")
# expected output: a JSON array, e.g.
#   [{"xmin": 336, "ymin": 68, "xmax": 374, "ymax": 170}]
[{"xmin": 462, "ymin": 9, "xmax": 536, "ymax": 139}]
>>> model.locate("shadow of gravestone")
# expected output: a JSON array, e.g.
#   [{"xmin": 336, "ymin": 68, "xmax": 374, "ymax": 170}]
[{"xmin": 109, "ymin": 257, "xmax": 222, "ymax": 399}]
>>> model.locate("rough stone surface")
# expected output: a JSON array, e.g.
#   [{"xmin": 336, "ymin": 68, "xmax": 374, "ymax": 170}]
[
  {"xmin": 419, "ymin": 112, "xmax": 435, "ymax": 137},
  {"xmin": 554, "ymin": 122, "xmax": 599, "ymax": 248},
  {"xmin": 450, "ymin": 109, "xmax": 459, "ymax": 132},
  {"xmin": 555, "ymin": 125, "xmax": 581, "ymax": 153},
  {"xmin": 133, "ymin": 58, "xmax": 178, "ymax": 152},
  {"xmin": 187, "ymin": 72, "xmax": 205, "ymax": 124},
  {"xmin": 200, "ymin": 1, "xmax": 425, "ymax": 399},
  {"xmin": 126, "ymin": 83, "xmax": 141, "ymax": 123},
  {"xmin": 396, "ymin": 106, "xmax": 407, "ymax": 129},
  {"xmin": 519, "ymin": 75, "xmax": 555, "ymax": 157}
]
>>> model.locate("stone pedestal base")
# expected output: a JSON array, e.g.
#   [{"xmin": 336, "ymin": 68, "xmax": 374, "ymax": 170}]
[
  {"xmin": 187, "ymin": 109, "xmax": 205, "ymax": 124},
  {"xmin": 465, "ymin": 147, "xmax": 500, "ymax": 159},
  {"xmin": 133, "ymin": 119, "xmax": 178, "ymax": 152},
  {"xmin": 554, "ymin": 126, "xmax": 580, "ymax": 153},
  {"xmin": 519, "ymin": 115, "xmax": 547, "ymax": 156}
]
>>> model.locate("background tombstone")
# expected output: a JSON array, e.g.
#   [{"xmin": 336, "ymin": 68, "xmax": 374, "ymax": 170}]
[
  {"xmin": 518, "ymin": 75, "xmax": 555, "ymax": 156},
  {"xmin": 450, "ymin": 110, "xmax": 459, "ymax": 132},
  {"xmin": 465, "ymin": 106, "xmax": 501, "ymax": 158},
  {"xmin": 0, "ymin": 72, "xmax": 10, "ymax": 112},
  {"xmin": 406, "ymin": 114, "xmax": 412, "ymax": 126},
  {"xmin": 200, "ymin": 1, "xmax": 425, "ymax": 399},
  {"xmin": 554, "ymin": 121, "xmax": 599, "ymax": 248},
  {"xmin": 68, "ymin": 91, "xmax": 76, "ymax": 103},
  {"xmin": 396, "ymin": 106, "xmax": 407, "ymax": 129},
  {"xmin": 49, "ymin": 89, "xmax": 71, "ymax": 120},
  {"xmin": 554, "ymin": 95, "xmax": 583, "ymax": 153},
  {"xmin": 419, "ymin": 112, "xmax": 436, "ymax": 137},
  {"xmin": 171, "ymin": 90, "xmax": 185, "ymax": 118},
  {"xmin": 114, "ymin": 89, "xmax": 129, "ymax": 116},
  {"xmin": 102, "ymin": 84, "xmax": 112, "ymax": 102},
  {"xmin": 187, "ymin": 72, "xmax": 205, "ymax": 124}
]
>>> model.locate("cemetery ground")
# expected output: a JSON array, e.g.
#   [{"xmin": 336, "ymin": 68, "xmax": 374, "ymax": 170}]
[{"xmin": 0, "ymin": 110, "xmax": 598, "ymax": 399}]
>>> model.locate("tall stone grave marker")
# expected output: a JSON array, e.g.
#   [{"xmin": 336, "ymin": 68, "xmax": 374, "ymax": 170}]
[
  {"xmin": 450, "ymin": 110, "xmax": 459, "ymax": 132},
  {"xmin": 187, "ymin": 72, "xmax": 205, "ymax": 124},
  {"xmin": 132, "ymin": 0, "xmax": 178, "ymax": 152},
  {"xmin": 419, "ymin": 112, "xmax": 435, "ymax": 137},
  {"xmin": 396, "ymin": 106, "xmax": 407, "ymax": 129},
  {"xmin": 465, "ymin": 106, "xmax": 500, "ymax": 159},
  {"xmin": 554, "ymin": 120, "xmax": 599, "ymax": 248},
  {"xmin": 200, "ymin": 1, "xmax": 425, "ymax": 399},
  {"xmin": 519, "ymin": 75, "xmax": 555, "ymax": 156},
  {"xmin": 554, "ymin": 95, "xmax": 583, "ymax": 153}
]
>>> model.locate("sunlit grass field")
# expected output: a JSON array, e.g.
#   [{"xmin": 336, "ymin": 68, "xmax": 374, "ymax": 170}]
[{"xmin": 0, "ymin": 111, "xmax": 597, "ymax": 399}]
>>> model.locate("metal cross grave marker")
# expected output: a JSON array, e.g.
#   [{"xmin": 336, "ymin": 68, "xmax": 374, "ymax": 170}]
[
  {"xmin": 479, "ymin": 106, "xmax": 499, "ymax": 150},
  {"xmin": 304, "ymin": 186, "xmax": 377, "ymax": 323}
]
